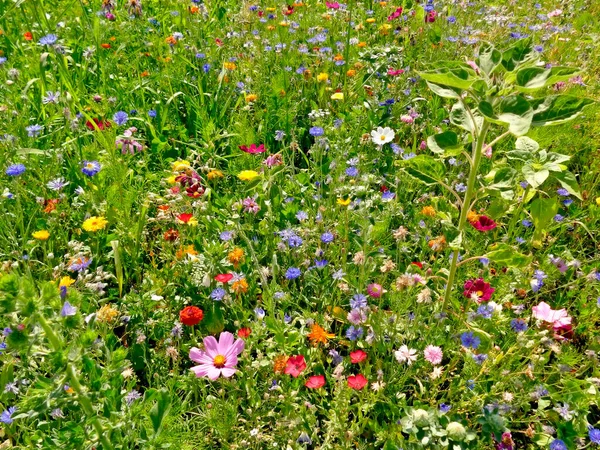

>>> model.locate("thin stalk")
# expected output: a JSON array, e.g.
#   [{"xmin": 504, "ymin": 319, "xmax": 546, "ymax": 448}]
[{"xmin": 442, "ymin": 121, "xmax": 490, "ymax": 310}]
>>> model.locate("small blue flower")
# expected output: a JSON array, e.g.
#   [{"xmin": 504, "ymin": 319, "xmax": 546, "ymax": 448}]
[
  {"xmin": 472, "ymin": 354, "xmax": 488, "ymax": 365},
  {"xmin": 557, "ymin": 188, "xmax": 569, "ymax": 197},
  {"xmin": 345, "ymin": 167, "xmax": 359, "ymax": 177},
  {"xmin": 309, "ymin": 126, "xmax": 324, "ymax": 137},
  {"xmin": 589, "ymin": 426, "xmax": 600, "ymax": 445},
  {"xmin": 219, "ymin": 230, "xmax": 234, "ymax": 241},
  {"xmin": 60, "ymin": 301, "xmax": 77, "ymax": 317},
  {"xmin": 148, "ymin": 110, "xmax": 157, "ymax": 118},
  {"xmin": 510, "ymin": 319, "xmax": 528, "ymax": 332},
  {"xmin": 113, "ymin": 111, "xmax": 129, "ymax": 126},
  {"xmin": 210, "ymin": 288, "xmax": 226, "ymax": 301},
  {"xmin": 460, "ymin": 331, "xmax": 480, "ymax": 349},
  {"xmin": 522, "ymin": 219, "xmax": 533, "ymax": 228},
  {"xmin": 0, "ymin": 406, "xmax": 17, "ymax": 424},
  {"xmin": 477, "ymin": 304, "xmax": 493, "ymax": 319},
  {"xmin": 549, "ymin": 439, "xmax": 567, "ymax": 450},
  {"xmin": 81, "ymin": 160, "xmax": 101, "ymax": 177},
  {"xmin": 285, "ymin": 267, "xmax": 301, "ymax": 280},
  {"xmin": 39, "ymin": 34, "xmax": 58, "ymax": 45},
  {"xmin": 296, "ymin": 210, "xmax": 308, "ymax": 221},
  {"xmin": 254, "ymin": 307, "xmax": 265, "ymax": 319},
  {"xmin": 553, "ymin": 214, "xmax": 564, "ymax": 222},
  {"xmin": 439, "ymin": 403, "xmax": 451, "ymax": 413},
  {"xmin": 5, "ymin": 164, "xmax": 26, "ymax": 176},
  {"xmin": 345, "ymin": 326, "xmax": 363, "ymax": 341},
  {"xmin": 26, "ymin": 124, "xmax": 44, "ymax": 137},
  {"xmin": 320, "ymin": 232, "xmax": 334, "ymax": 244}
]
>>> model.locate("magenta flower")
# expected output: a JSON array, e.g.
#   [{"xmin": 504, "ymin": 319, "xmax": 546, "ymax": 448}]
[
  {"xmin": 463, "ymin": 278, "xmax": 494, "ymax": 303},
  {"xmin": 367, "ymin": 283, "xmax": 384, "ymax": 298},
  {"xmin": 470, "ymin": 215, "xmax": 497, "ymax": 232},
  {"xmin": 423, "ymin": 345, "xmax": 443, "ymax": 365},
  {"xmin": 189, "ymin": 331, "xmax": 245, "ymax": 380}
]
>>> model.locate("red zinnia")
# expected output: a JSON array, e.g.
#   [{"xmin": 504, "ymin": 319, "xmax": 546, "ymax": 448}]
[
  {"xmin": 350, "ymin": 350, "xmax": 367, "ymax": 364},
  {"xmin": 470, "ymin": 215, "xmax": 497, "ymax": 232},
  {"xmin": 305, "ymin": 375, "xmax": 325, "ymax": 389},
  {"xmin": 463, "ymin": 278, "xmax": 494, "ymax": 303},
  {"xmin": 239, "ymin": 144, "xmax": 266, "ymax": 154},
  {"xmin": 179, "ymin": 306, "xmax": 204, "ymax": 326},
  {"xmin": 237, "ymin": 327, "xmax": 251, "ymax": 339},
  {"xmin": 284, "ymin": 355, "xmax": 306, "ymax": 378},
  {"xmin": 347, "ymin": 374, "xmax": 368, "ymax": 390},
  {"xmin": 215, "ymin": 273, "xmax": 233, "ymax": 283}
]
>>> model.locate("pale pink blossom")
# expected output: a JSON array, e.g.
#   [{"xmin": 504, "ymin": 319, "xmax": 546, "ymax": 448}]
[
  {"xmin": 423, "ymin": 345, "xmax": 443, "ymax": 365},
  {"xmin": 189, "ymin": 331, "xmax": 245, "ymax": 380}
]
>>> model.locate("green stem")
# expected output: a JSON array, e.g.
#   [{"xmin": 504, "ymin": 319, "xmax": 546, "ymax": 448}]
[{"xmin": 442, "ymin": 121, "xmax": 490, "ymax": 310}]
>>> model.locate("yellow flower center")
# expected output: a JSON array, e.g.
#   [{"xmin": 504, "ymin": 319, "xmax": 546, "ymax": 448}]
[
  {"xmin": 213, "ymin": 354, "xmax": 227, "ymax": 368},
  {"xmin": 476, "ymin": 290, "xmax": 483, "ymax": 297},
  {"xmin": 380, "ymin": 135, "xmax": 386, "ymax": 141}
]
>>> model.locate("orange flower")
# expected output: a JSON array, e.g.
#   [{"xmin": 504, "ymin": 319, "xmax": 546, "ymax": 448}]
[
  {"xmin": 273, "ymin": 355, "xmax": 289, "ymax": 374},
  {"xmin": 176, "ymin": 245, "xmax": 198, "ymax": 259},
  {"xmin": 421, "ymin": 206, "xmax": 436, "ymax": 217},
  {"xmin": 44, "ymin": 199, "xmax": 59, "ymax": 213},
  {"xmin": 346, "ymin": 69, "xmax": 356, "ymax": 77},
  {"xmin": 101, "ymin": 43, "xmax": 111, "ymax": 49},
  {"xmin": 228, "ymin": 248, "xmax": 245, "ymax": 267},
  {"xmin": 24, "ymin": 32, "xmax": 33, "ymax": 41},
  {"xmin": 428, "ymin": 236, "xmax": 446, "ymax": 252},
  {"xmin": 231, "ymin": 278, "xmax": 248, "ymax": 294},
  {"xmin": 467, "ymin": 210, "xmax": 480, "ymax": 223},
  {"xmin": 165, "ymin": 36, "xmax": 177, "ymax": 45},
  {"xmin": 308, "ymin": 323, "xmax": 335, "ymax": 345}
]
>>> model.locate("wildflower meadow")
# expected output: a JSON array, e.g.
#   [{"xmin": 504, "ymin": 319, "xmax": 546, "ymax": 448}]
[{"xmin": 1, "ymin": 0, "xmax": 600, "ymax": 448}]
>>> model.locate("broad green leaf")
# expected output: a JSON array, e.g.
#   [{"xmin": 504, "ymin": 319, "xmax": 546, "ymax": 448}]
[
  {"xmin": 487, "ymin": 198, "xmax": 511, "ymax": 219},
  {"xmin": 501, "ymin": 38, "xmax": 535, "ymax": 71},
  {"xmin": 515, "ymin": 136, "xmax": 539, "ymax": 153},
  {"xmin": 530, "ymin": 95, "xmax": 595, "ymax": 126},
  {"xmin": 419, "ymin": 64, "xmax": 478, "ymax": 91},
  {"xmin": 149, "ymin": 389, "xmax": 172, "ymax": 437},
  {"xmin": 522, "ymin": 165, "xmax": 549, "ymax": 188},
  {"xmin": 478, "ymin": 96, "xmax": 533, "ymax": 136},
  {"xmin": 515, "ymin": 66, "xmax": 580, "ymax": 91},
  {"xmin": 477, "ymin": 42, "xmax": 502, "ymax": 76},
  {"xmin": 487, "ymin": 166, "xmax": 517, "ymax": 190},
  {"xmin": 450, "ymin": 101, "xmax": 482, "ymax": 133},
  {"xmin": 401, "ymin": 155, "xmax": 446, "ymax": 186},
  {"xmin": 530, "ymin": 197, "xmax": 558, "ymax": 230},
  {"xmin": 427, "ymin": 131, "xmax": 462, "ymax": 156},
  {"xmin": 486, "ymin": 244, "xmax": 532, "ymax": 268},
  {"xmin": 425, "ymin": 81, "xmax": 462, "ymax": 99},
  {"xmin": 553, "ymin": 171, "xmax": 582, "ymax": 200}
]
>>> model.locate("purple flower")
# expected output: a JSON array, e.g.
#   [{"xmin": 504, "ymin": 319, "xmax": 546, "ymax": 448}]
[
  {"xmin": 60, "ymin": 301, "xmax": 77, "ymax": 317},
  {"xmin": 350, "ymin": 294, "xmax": 367, "ymax": 309},
  {"xmin": 113, "ymin": 111, "xmax": 129, "ymax": 126},
  {"xmin": 210, "ymin": 288, "xmax": 226, "ymax": 301},
  {"xmin": 589, "ymin": 427, "xmax": 600, "ymax": 444},
  {"xmin": 285, "ymin": 267, "xmax": 301, "ymax": 280},
  {"xmin": 68, "ymin": 256, "xmax": 92, "ymax": 272},
  {"xmin": 81, "ymin": 160, "xmax": 101, "ymax": 177},
  {"xmin": 345, "ymin": 325, "xmax": 363, "ymax": 341},
  {"xmin": 309, "ymin": 126, "xmax": 324, "ymax": 136},
  {"xmin": 510, "ymin": 319, "xmax": 528, "ymax": 332},
  {"xmin": 321, "ymin": 232, "xmax": 334, "ymax": 243},
  {"xmin": 39, "ymin": 34, "xmax": 58, "ymax": 45},
  {"xmin": 5, "ymin": 164, "xmax": 26, "ymax": 176},
  {"xmin": 549, "ymin": 440, "xmax": 567, "ymax": 450},
  {"xmin": 460, "ymin": 331, "xmax": 480, "ymax": 349},
  {"xmin": 26, "ymin": 124, "xmax": 44, "ymax": 137},
  {"xmin": 0, "ymin": 406, "xmax": 16, "ymax": 424},
  {"xmin": 439, "ymin": 403, "xmax": 451, "ymax": 413}
]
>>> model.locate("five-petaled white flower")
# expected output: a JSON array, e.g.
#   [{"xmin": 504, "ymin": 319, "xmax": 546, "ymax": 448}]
[
  {"xmin": 395, "ymin": 345, "xmax": 418, "ymax": 365},
  {"xmin": 370, "ymin": 126, "xmax": 395, "ymax": 146}
]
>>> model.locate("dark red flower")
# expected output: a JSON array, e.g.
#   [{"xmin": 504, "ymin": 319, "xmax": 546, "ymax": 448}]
[
  {"xmin": 470, "ymin": 215, "xmax": 497, "ymax": 232},
  {"xmin": 163, "ymin": 228, "xmax": 179, "ymax": 242},
  {"xmin": 86, "ymin": 118, "xmax": 111, "ymax": 131},
  {"xmin": 425, "ymin": 10, "xmax": 437, "ymax": 22},
  {"xmin": 305, "ymin": 375, "xmax": 325, "ymax": 389},
  {"xmin": 347, "ymin": 374, "xmax": 368, "ymax": 390},
  {"xmin": 215, "ymin": 273, "xmax": 233, "ymax": 283},
  {"xmin": 350, "ymin": 350, "xmax": 367, "ymax": 364},
  {"xmin": 237, "ymin": 327, "xmax": 251, "ymax": 339},
  {"xmin": 186, "ymin": 183, "xmax": 205, "ymax": 198},
  {"xmin": 463, "ymin": 278, "xmax": 494, "ymax": 303},
  {"xmin": 179, "ymin": 306, "xmax": 203, "ymax": 326},
  {"xmin": 239, "ymin": 144, "xmax": 266, "ymax": 154}
]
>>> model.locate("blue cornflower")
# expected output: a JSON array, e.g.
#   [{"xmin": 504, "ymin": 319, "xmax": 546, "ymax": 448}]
[
  {"xmin": 479, "ymin": 257, "xmax": 490, "ymax": 266},
  {"xmin": 534, "ymin": 45, "xmax": 543, "ymax": 52},
  {"xmin": 202, "ymin": 63, "xmax": 211, "ymax": 73},
  {"xmin": 350, "ymin": 294, "xmax": 367, "ymax": 309},
  {"xmin": 460, "ymin": 331, "xmax": 480, "ymax": 349},
  {"xmin": 211, "ymin": 288, "xmax": 226, "ymax": 301},
  {"xmin": 0, "ymin": 57, "xmax": 6, "ymax": 65},
  {"xmin": 81, "ymin": 160, "xmax": 101, "ymax": 177},
  {"xmin": 522, "ymin": 219, "xmax": 533, "ymax": 227},
  {"xmin": 148, "ymin": 110, "xmax": 157, "ymax": 118},
  {"xmin": 0, "ymin": 406, "xmax": 16, "ymax": 424},
  {"xmin": 113, "ymin": 111, "xmax": 128, "ymax": 126},
  {"xmin": 60, "ymin": 301, "xmax": 77, "ymax": 317},
  {"xmin": 472, "ymin": 354, "xmax": 488, "ymax": 365},
  {"xmin": 334, "ymin": 118, "xmax": 344, "ymax": 128},
  {"xmin": 390, "ymin": 143, "xmax": 403, "ymax": 154},
  {"xmin": 549, "ymin": 439, "xmax": 567, "ymax": 450},
  {"xmin": 39, "ymin": 34, "xmax": 58, "ymax": 45},
  {"xmin": 0, "ymin": 343, "xmax": 6, "ymax": 354},
  {"xmin": 382, "ymin": 191, "xmax": 395, "ymax": 201},
  {"xmin": 447, "ymin": 15, "xmax": 456, "ymax": 23},
  {"xmin": 345, "ymin": 326, "xmax": 363, "ymax": 341},
  {"xmin": 47, "ymin": 177, "xmax": 69, "ymax": 191},
  {"xmin": 5, "ymin": 164, "xmax": 26, "ymax": 176},
  {"xmin": 589, "ymin": 426, "xmax": 600, "ymax": 444},
  {"xmin": 439, "ymin": 403, "xmax": 451, "ymax": 413},
  {"xmin": 309, "ymin": 126, "xmax": 324, "ymax": 137},
  {"xmin": 563, "ymin": 199, "xmax": 573, "ymax": 206},
  {"xmin": 511, "ymin": 318, "xmax": 528, "ymax": 332},
  {"xmin": 285, "ymin": 267, "xmax": 301, "ymax": 280},
  {"xmin": 296, "ymin": 210, "xmax": 308, "ymax": 221},
  {"xmin": 26, "ymin": 124, "xmax": 43, "ymax": 137},
  {"xmin": 515, "ymin": 237, "xmax": 526, "ymax": 244},
  {"xmin": 520, "ymin": 181, "xmax": 529, "ymax": 189},
  {"xmin": 557, "ymin": 188, "xmax": 569, "ymax": 197},
  {"xmin": 477, "ymin": 304, "xmax": 493, "ymax": 319},
  {"xmin": 345, "ymin": 166, "xmax": 359, "ymax": 177},
  {"xmin": 287, "ymin": 234, "xmax": 303, "ymax": 247},
  {"xmin": 219, "ymin": 230, "xmax": 234, "ymax": 241},
  {"xmin": 321, "ymin": 232, "xmax": 334, "ymax": 244},
  {"xmin": 68, "ymin": 256, "xmax": 92, "ymax": 272},
  {"xmin": 329, "ymin": 349, "xmax": 343, "ymax": 366},
  {"xmin": 455, "ymin": 183, "xmax": 467, "ymax": 193},
  {"xmin": 554, "ymin": 214, "xmax": 564, "ymax": 222},
  {"xmin": 314, "ymin": 259, "xmax": 328, "ymax": 268},
  {"xmin": 254, "ymin": 308, "xmax": 265, "ymax": 319}
]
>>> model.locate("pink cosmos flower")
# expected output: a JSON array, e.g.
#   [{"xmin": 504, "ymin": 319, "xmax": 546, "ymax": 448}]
[
  {"xmin": 326, "ymin": 1, "xmax": 340, "ymax": 9},
  {"xmin": 239, "ymin": 144, "xmax": 265, "ymax": 154},
  {"xmin": 532, "ymin": 302, "xmax": 573, "ymax": 340},
  {"xmin": 463, "ymin": 278, "xmax": 495, "ymax": 303},
  {"xmin": 387, "ymin": 68, "xmax": 405, "ymax": 76},
  {"xmin": 423, "ymin": 345, "xmax": 443, "ymax": 365},
  {"xmin": 189, "ymin": 331, "xmax": 245, "ymax": 380},
  {"xmin": 387, "ymin": 6, "xmax": 403, "ymax": 21},
  {"xmin": 470, "ymin": 215, "xmax": 497, "ymax": 232}
]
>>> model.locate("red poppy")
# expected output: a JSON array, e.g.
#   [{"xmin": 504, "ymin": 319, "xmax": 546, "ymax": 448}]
[
  {"xmin": 463, "ymin": 278, "xmax": 495, "ymax": 303},
  {"xmin": 179, "ymin": 306, "xmax": 203, "ymax": 326},
  {"xmin": 305, "ymin": 375, "xmax": 325, "ymax": 389},
  {"xmin": 350, "ymin": 350, "xmax": 367, "ymax": 364},
  {"xmin": 239, "ymin": 144, "xmax": 266, "ymax": 154},
  {"xmin": 284, "ymin": 355, "xmax": 306, "ymax": 378},
  {"xmin": 470, "ymin": 215, "xmax": 497, "ymax": 232},
  {"xmin": 215, "ymin": 273, "xmax": 233, "ymax": 283},
  {"xmin": 177, "ymin": 213, "xmax": 194, "ymax": 224},
  {"xmin": 24, "ymin": 32, "xmax": 33, "ymax": 41},
  {"xmin": 347, "ymin": 374, "xmax": 368, "ymax": 390},
  {"xmin": 86, "ymin": 118, "xmax": 111, "ymax": 131},
  {"xmin": 411, "ymin": 261, "xmax": 423, "ymax": 269},
  {"xmin": 237, "ymin": 327, "xmax": 251, "ymax": 339}
]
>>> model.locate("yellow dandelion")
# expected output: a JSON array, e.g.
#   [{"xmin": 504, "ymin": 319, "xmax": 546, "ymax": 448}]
[
  {"xmin": 59, "ymin": 276, "xmax": 75, "ymax": 288},
  {"xmin": 207, "ymin": 169, "xmax": 224, "ymax": 180},
  {"xmin": 172, "ymin": 160, "xmax": 190, "ymax": 171},
  {"xmin": 82, "ymin": 216, "xmax": 108, "ymax": 232},
  {"xmin": 245, "ymin": 93, "xmax": 258, "ymax": 103},
  {"xmin": 331, "ymin": 92, "xmax": 344, "ymax": 100},
  {"xmin": 317, "ymin": 72, "xmax": 329, "ymax": 82},
  {"xmin": 238, "ymin": 170, "xmax": 259, "ymax": 181},
  {"xmin": 337, "ymin": 198, "xmax": 351, "ymax": 206},
  {"xmin": 32, "ymin": 230, "xmax": 50, "ymax": 240}
]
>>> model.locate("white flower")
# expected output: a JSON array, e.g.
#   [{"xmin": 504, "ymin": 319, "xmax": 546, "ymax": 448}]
[
  {"xmin": 394, "ymin": 345, "xmax": 418, "ymax": 365},
  {"xmin": 370, "ymin": 126, "xmax": 395, "ymax": 146}
]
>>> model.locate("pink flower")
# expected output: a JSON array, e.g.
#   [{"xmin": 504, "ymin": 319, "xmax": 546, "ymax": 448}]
[
  {"xmin": 387, "ymin": 68, "xmax": 404, "ymax": 76},
  {"xmin": 463, "ymin": 278, "xmax": 494, "ymax": 303},
  {"xmin": 367, "ymin": 283, "xmax": 384, "ymax": 298},
  {"xmin": 326, "ymin": 1, "xmax": 340, "ymax": 9},
  {"xmin": 532, "ymin": 302, "xmax": 573, "ymax": 340},
  {"xmin": 347, "ymin": 308, "xmax": 367, "ymax": 325},
  {"xmin": 423, "ymin": 345, "xmax": 443, "ymax": 365},
  {"xmin": 350, "ymin": 349, "xmax": 367, "ymax": 364},
  {"xmin": 285, "ymin": 355, "xmax": 307, "ymax": 378},
  {"xmin": 470, "ymin": 215, "xmax": 497, "ymax": 232},
  {"xmin": 347, "ymin": 374, "xmax": 368, "ymax": 390},
  {"xmin": 305, "ymin": 375, "xmax": 325, "ymax": 389},
  {"xmin": 239, "ymin": 144, "xmax": 266, "ymax": 154},
  {"xmin": 387, "ymin": 6, "xmax": 403, "ymax": 21},
  {"xmin": 189, "ymin": 331, "xmax": 245, "ymax": 380}
]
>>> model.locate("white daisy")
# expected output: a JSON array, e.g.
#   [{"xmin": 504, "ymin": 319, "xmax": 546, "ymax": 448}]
[{"xmin": 370, "ymin": 126, "xmax": 395, "ymax": 146}]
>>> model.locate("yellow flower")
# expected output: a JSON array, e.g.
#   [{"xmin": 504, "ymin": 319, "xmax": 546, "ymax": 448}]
[
  {"xmin": 245, "ymin": 93, "xmax": 258, "ymax": 103},
  {"xmin": 331, "ymin": 92, "xmax": 344, "ymax": 100},
  {"xmin": 166, "ymin": 175, "xmax": 177, "ymax": 184},
  {"xmin": 32, "ymin": 230, "xmax": 50, "ymax": 240},
  {"xmin": 366, "ymin": 18, "xmax": 376, "ymax": 23},
  {"xmin": 82, "ymin": 216, "xmax": 108, "ymax": 232},
  {"xmin": 337, "ymin": 198, "xmax": 351, "ymax": 206},
  {"xmin": 207, "ymin": 169, "xmax": 224, "ymax": 180},
  {"xmin": 97, "ymin": 304, "xmax": 119, "ymax": 323},
  {"xmin": 421, "ymin": 206, "xmax": 436, "ymax": 217},
  {"xmin": 466, "ymin": 210, "xmax": 480, "ymax": 223},
  {"xmin": 223, "ymin": 61, "xmax": 237, "ymax": 70},
  {"xmin": 317, "ymin": 72, "xmax": 329, "ymax": 82},
  {"xmin": 596, "ymin": 197, "xmax": 600, "ymax": 206},
  {"xmin": 279, "ymin": 21, "xmax": 289, "ymax": 27},
  {"xmin": 59, "ymin": 276, "xmax": 75, "ymax": 288},
  {"xmin": 172, "ymin": 160, "xmax": 190, "ymax": 171},
  {"xmin": 238, "ymin": 170, "xmax": 259, "ymax": 181}
]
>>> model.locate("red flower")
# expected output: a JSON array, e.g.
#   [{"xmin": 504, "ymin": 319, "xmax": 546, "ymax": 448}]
[
  {"xmin": 305, "ymin": 375, "xmax": 325, "ymax": 389},
  {"xmin": 186, "ymin": 183, "xmax": 205, "ymax": 198},
  {"xmin": 350, "ymin": 350, "xmax": 367, "ymax": 364},
  {"xmin": 86, "ymin": 118, "xmax": 111, "ymax": 131},
  {"xmin": 282, "ymin": 5, "xmax": 294, "ymax": 15},
  {"xmin": 470, "ymin": 215, "xmax": 497, "ymax": 232},
  {"xmin": 177, "ymin": 213, "xmax": 194, "ymax": 224},
  {"xmin": 237, "ymin": 327, "xmax": 251, "ymax": 339},
  {"xmin": 179, "ymin": 306, "xmax": 203, "ymax": 326},
  {"xmin": 347, "ymin": 374, "xmax": 368, "ymax": 390},
  {"xmin": 24, "ymin": 32, "xmax": 33, "ymax": 41},
  {"xmin": 215, "ymin": 273, "xmax": 233, "ymax": 283},
  {"xmin": 411, "ymin": 261, "xmax": 423, "ymax": 269},
  {"xmin": 163, "ymin": 228, "xmax": 179, "ymax": 242},
  {"xmin": 284, "ymin": 355, "xmax": 306, "ymax": 378},
  {"xmin": 463, "ymin": 278, "xmax": 495, "ymax": 303},
  {"xmin": 239, "ymin": 144, "xmax": 266, "ymax": 154},
  {"xmin": 425, "ymin": 10, "xmax": 437, "ymax": 22}
]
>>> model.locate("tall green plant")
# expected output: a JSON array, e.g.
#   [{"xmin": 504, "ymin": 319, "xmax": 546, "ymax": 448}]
[{"xmin": 404, "ymin": 39, "xmax": 594, "ymax": 309}]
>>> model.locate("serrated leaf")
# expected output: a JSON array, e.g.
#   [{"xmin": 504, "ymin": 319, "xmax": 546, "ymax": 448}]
[{"xmin": 530, "ymin": 95, "xmax": 595, "ymax": 126}]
